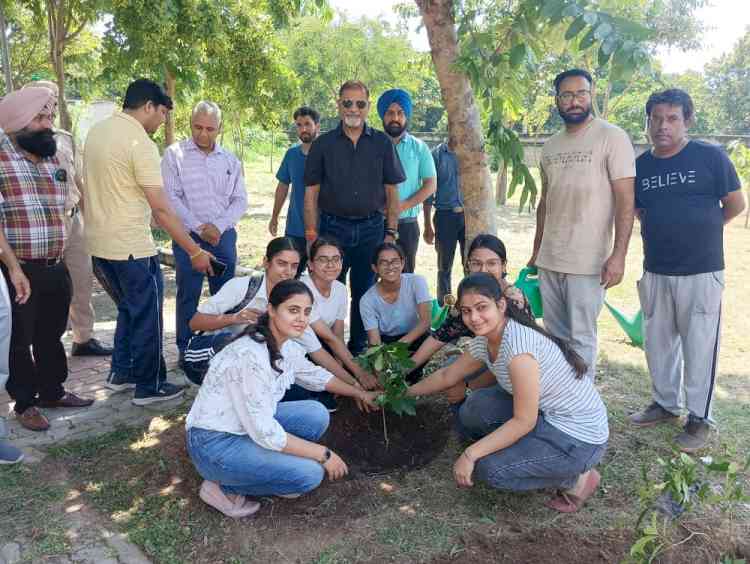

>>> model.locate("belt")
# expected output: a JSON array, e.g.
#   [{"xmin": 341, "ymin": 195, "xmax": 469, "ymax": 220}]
[
  {"xmin": 19, "ymin": 257, "xmax": 63, "ymax": 267},
  {"xmin": 398, "ymin": 216, "xmax": 418, "ymax": 224},
  {"xmin": 436, "ymin": 207, "xmax": 464, "ymax": 213},
  {"xmin": 322, "ymin": 211, "xmax": 382, "ymax": 221}
]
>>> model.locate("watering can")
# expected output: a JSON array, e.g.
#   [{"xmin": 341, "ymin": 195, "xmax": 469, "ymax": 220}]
[
  {"xmin": 604, "ymin": 300, "xmax": 643, "ymax": 348},
  {"xmin": 430, "ymin": 295, "xmax": 456, "ymax": 330},
  {"xmin": 513, "ymin": 266, "xmax": 543, "ymax": 319}
]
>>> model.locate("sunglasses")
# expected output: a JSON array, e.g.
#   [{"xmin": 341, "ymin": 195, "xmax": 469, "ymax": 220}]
[{"xmin": 341, "ymin": 99, "xmax": 368, "ymax": 109}]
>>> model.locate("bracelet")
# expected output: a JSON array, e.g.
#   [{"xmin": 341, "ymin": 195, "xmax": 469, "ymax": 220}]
[
  {"xmin": 189, "ymin": 248, "xmax": 205, "ymax": 260},
  {"xmin": 304, "ymin": 230, "xmax": 318, "ymax": 242}
]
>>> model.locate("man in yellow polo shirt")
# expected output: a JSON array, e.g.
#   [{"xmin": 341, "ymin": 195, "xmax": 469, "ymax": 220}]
[{"xmin": 83, "ymin": 79, "xmax": 213, "ymax": 406}]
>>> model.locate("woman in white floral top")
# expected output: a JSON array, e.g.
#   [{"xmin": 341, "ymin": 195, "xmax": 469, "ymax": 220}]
[{"xmin": 186, "ymin": 280, "xmax": 378, "ymax": 518}]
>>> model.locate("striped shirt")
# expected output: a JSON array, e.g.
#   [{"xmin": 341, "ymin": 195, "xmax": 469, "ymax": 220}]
[
  {"xmin": 467, "ymin": 319, "xmax": 609, "ymax": 445},
  {"xmin": 0, "ymin": 131, "xmax": 68, "ymax": 260},
  {"xmin": 162, "ymin": 138, "xmax": 247, "ymax": 234}
]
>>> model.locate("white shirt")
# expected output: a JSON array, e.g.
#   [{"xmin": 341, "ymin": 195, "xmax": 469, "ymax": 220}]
[
  {"xmin": 196, "ymin": 275, "xmax": 322, "ymax": 352},
  {"xmin": 301, "ymin": 274, "xmax": 348, "ymax": 329},
  {"xmin": 186, "ymin": 337, "xmax": 333, "ymax": 450}
]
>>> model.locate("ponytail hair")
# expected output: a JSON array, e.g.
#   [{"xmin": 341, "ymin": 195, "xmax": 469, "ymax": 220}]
[
  {"xmin": 457, "ymin": 273, "xmax": 588, "ymax": 378},
  {"xmin": 232, "ymin": 279, "xmax": 314, "ymax": 374}
]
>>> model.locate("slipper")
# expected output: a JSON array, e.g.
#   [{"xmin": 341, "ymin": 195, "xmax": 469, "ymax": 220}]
[
  {"xmin": 199, "ymin": 480, "xmax": 261, "ymax": 518},
  {"xmin": 545, "ymin": 469, "xmax": 601, "ymax": 513}
]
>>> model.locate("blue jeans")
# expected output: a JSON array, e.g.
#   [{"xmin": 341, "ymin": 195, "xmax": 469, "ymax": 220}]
[
  {"xmin": 186, "ymin": 400, "xmax": 329, "ymax": 496},
  {"xmin": 173, "ymin": 229, "xmax": 237, "ymax": 353},
  {"xmin": 319, "ymin": 212, "xmax": 384, "ymax": 354},
  {"xmin": 456, "ymin": 385, "xmax": 606, "ymax": 491},
  {"xmin": 92, "ymin": 255, "xmax": 167, "ymax": 395}
]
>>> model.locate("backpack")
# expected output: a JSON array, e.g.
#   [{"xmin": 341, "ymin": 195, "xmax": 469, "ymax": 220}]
[{"xmin": 182, "ymin": 272, "xmax": 264, "ymax": 385}]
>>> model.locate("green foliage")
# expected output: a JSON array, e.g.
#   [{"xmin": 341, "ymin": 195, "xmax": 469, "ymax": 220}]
[
  {"xmin": 706, "ymin": 29, "xmax": 750, "ymax": 134},
  {"xmin": 728, "ymin": 141, "xmax": 750, "ymax": 187},
  {"xmin": 357, "ymin": 342, "xmax": 416, "ymax": 417}
]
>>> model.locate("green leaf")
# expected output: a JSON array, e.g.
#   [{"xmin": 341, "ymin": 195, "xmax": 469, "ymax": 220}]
[
  {"xmin": 564, "ymin": 16, "xmax": 586, "ymax": 40},
  {"xmin": 597, "ymin": 44, "xmax": 612, "ymax": 67},
  {"xmin": 583, "ymin": 11, "xmax": 598, "ymax": 26},
  {"xmin": 509, "ymin": 43, "xmax": 526, "ymax": 68},
  {"xmin": 579, "ymin": 27, "xmax": 597, "ymax": 50},
  {"xmin": 540, "ymin": 0, "xmax": 565, "ymax": 19},
  {"xmin": 594, "ymin": 22, "xmax": 613, "ymax": 40}
]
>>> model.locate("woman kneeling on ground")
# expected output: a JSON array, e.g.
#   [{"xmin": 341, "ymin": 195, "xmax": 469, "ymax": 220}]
[
  {"xmin": 407, "ymin": 273, "xmax": 608, "ymax": 513},
  {"xmin": 410, "ymin": 234, "xmax": 529, "ymax": 395},
  {"xmin": 300, "ymin": 237, "xmax": 378, "ymax": 388},
  {"xmin": 186, "ymin": 280, "xmax": 378, "ymax": 518},
  {"xmin": 359, "ymin": 242, "xmax": 433, "ymax": 381},
  {"xmin": 189, "ymin": 237, "xmax": 376, "ymax": 407}
]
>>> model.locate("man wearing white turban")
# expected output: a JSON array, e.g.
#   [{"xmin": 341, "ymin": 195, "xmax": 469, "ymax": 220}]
[{"xmin": 0, "ymin": 87, "xmax": 94, "ymax": 433}]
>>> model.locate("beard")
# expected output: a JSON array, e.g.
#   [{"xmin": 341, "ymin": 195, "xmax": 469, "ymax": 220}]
[
  {"xmin": 384, "ymin": 120, "xmax": 406, "ymax": 138},
  {"xmin": 558, "ymin": 105, "xmax": 592, "ymax": 125},
  {"xmin": 343, "ymin": 115, "xmax": 363, "ymax": 128},
  {"xmin": 15, "ymin": 128, "xmax": 57, "ymax": 158},
  {"xmin": 298, "ymin": 131, "xmax": 316, "ymax": 143}
]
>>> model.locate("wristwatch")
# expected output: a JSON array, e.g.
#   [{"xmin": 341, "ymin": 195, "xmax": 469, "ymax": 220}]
[
  {"xmin": 319, "ymin": 448, "xmax": 332, "ymax": 465},
  {"xmin": 385, "ymin": 227, "xmax": 399, "ymax": 241}
]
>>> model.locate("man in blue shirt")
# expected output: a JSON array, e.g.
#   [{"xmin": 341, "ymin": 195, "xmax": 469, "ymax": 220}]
[
  {"xmin": 423, "ymin": 140, "xmax": 464, "ymax": 304},
  {"xmin": 377, "ymin": 89, "xmax": 436, "ymax": 273},
  {"xmin": 269, "ymin": 106, "xmax": 321, "ymax": 274},
  {"xmin": 629, "ymin": 89, "xmax": 746, "ymax": 452}
]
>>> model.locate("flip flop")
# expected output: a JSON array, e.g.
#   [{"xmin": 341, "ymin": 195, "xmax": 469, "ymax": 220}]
[{"xmin": 545, "ymin": 469, "xmax": 601, "ymax": 513}]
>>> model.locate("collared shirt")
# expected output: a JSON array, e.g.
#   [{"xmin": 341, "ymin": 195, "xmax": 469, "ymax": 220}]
[
  {"xmin": 83, "ymin": 111, "xmax": 162, "ymax": 260},
  {"xmin": 426, "ymin": 143, "xmax": 463, "ymax": 211},
  {"xmin": 304, "ymin": 121, "xmax": 405, "ymax": 218},
  {"xmin": 162, "ymin": 138, "xmax": 247, "ymax": 234},
  {"xmin": 394, "ymin": 133, "xmax": 436, "ymax": 219},
  {"xmin": 0, "ymin": 130, "xmax": 68, "ymax": 260},
  {"xmin": 275, "ymin": 144, "xmax": 306, "ymax": 237}
]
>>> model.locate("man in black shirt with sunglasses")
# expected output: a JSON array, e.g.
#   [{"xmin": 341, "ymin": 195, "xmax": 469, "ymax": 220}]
[{"xmin": 304, "ymin": 80, "xmax": 406, "ymax": 355}]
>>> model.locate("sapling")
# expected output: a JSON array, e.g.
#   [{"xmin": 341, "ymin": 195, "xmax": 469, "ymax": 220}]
[{"xmin": 356, "ymin": 342, "xmax": 417, "ymax": 445}]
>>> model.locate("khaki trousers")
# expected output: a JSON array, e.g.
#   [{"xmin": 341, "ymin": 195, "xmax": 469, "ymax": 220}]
[
  {"xmin": 638, "ymin": 271, "xmax": 723, "ymax": 424},
  {"xmin": 63, "ymin": 210, "xmax": 95, "ymax": 344}
]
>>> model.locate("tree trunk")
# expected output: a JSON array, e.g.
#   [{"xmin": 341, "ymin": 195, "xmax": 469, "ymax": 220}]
[
  {"xmin": 164, "ymin": 66, "xmax": 176, "ymax": 147},
  {"xmin": 47, "ymin": 0, "xmax": 72, "ymax": 131},
  {"xmin": 416, "ymin": 0, "xmax": 496, "ymax": 251},
  {"xmin": 0, "ymin": 3, "xmax": 13, "ymax": 93},
  {"xmin": 496, "ymin": 162, "xmax": 508, "ymax": 206}
]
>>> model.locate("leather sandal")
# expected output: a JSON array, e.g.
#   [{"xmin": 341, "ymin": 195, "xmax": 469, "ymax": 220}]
[{"xmin": 545, "ymin": 469, "xmax": 601, "ymax": 513}]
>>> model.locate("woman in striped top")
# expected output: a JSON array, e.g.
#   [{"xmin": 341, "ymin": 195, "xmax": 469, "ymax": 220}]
[{"xmin": 406, "ymin": 273, "xmax": 609, "ymax": 513}]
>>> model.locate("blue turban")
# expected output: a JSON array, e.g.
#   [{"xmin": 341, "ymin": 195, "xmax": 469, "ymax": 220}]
[{"xmin": 377, "ymin": 89, "xmax": 412, "ymax": 121}]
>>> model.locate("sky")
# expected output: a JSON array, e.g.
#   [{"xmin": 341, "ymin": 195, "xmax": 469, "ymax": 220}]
[{"xmin": 328, "ymin": 0, "xmax": 750, "ymax": 74}]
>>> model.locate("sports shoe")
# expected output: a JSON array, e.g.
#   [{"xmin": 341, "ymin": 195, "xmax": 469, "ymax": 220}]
[
  {"xmin": 71, "ymin": 338, "xmax": 113, "ymax": 356},
  {"xmin": 629, "ymin": 402, "xmax": 680, "ymax": 427},
  {"xmin": 104, "ymin": 372, "xmax": 137, "ymax": 393},
  {"xmin": 276, "ymin": 492, "xmax": 303, "ymax": 499},
  {"xmin": 0, "ymin": 440, "xmax": 24, "ymax": 464},
  {"xmin": 132, "ymin": 382, "xmax": 185, "ymax": 406},
  {"xmin": 675, "ymin": 416, "xmax": 712, "ymax": 453}
]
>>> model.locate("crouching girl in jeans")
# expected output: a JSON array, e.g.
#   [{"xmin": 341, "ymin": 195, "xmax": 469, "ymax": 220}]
[
  {"xmin": 186, "ymin": 280, "xmax": 378, "ymax": 518},
  {"xmin": 407, "ymin": 273, "xmax": 609, "ymax": 513}
]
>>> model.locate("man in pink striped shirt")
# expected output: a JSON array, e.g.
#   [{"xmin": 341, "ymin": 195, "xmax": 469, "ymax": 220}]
[{"xmin": 162, "ymin": 101, "xmax": 248, "ymax": 362}]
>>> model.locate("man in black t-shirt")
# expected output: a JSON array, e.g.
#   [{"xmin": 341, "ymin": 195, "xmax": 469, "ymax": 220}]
[{"xmin": 629, "ymin": 89, "xmax": 746, "ymax": 452}]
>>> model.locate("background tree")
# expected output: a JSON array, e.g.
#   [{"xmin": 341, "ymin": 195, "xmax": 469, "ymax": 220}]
[{"xmin": 705, "ymin": 27, "xmax": 750, "ymax": 135}]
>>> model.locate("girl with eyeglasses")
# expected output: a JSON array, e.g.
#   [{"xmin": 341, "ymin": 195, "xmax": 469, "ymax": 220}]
[
  {"xmin": 359, "ymin": 242, "xmax": 433, "ymax": 381},
  {"xmin": 410, "ymin": 235, "xmax": 530, "ymax": 396},
  {"xmin": 406, "ymin": 273, "xmax": 608, "ymax": 513},
  {"xmin": 300, "ymin": 237, "xmax": 379, "ymax": 391},
  {"xmin": 186, "ymin": 280, "xmax": 378, "ymax": 518}
]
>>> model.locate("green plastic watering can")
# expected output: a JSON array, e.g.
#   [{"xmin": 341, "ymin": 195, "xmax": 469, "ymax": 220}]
[
  {"xmin": 604, "ymin": 300, "xmax": 643, "ymax": 348},
  {"xmin": 513, "ymin": 266, "xmax": 543, "ymax": 319},
  {"xmin": 430, "ymin": 296, "xmax": 455, "ymax": 331}
]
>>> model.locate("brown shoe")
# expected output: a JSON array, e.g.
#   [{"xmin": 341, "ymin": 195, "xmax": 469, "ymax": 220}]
[
  {"xmin": 37, "ymin": 392, "xmax": 94, "ymax": 409},
  {"xmin": 17, "ymin": 407, "xmax": 50, "ymax": 432}
]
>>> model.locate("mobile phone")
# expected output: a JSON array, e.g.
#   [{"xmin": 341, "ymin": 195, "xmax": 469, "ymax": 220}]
[{"xmin": 209, "ymin": 258, "xmax": 227, "ymax": 278}]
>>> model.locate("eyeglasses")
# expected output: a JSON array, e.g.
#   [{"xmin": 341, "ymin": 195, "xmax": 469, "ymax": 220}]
[
  {"xmin": 314, "ymin": 255, "xmax": 342, "ymax": 267},
  {"xmin": 467, "ymin": 259, "xmax": 504, "ymax": 272},
  {"xmin": 377, "ymin": 258, "xmax": 403, "ymax": 269},
  {"xmin": 341, "ymin": 99, "xmax": 368, "ymax": 109},
  {"xmin": 557, "ymin": 90, "xmax": 591, "ymax": 103}
]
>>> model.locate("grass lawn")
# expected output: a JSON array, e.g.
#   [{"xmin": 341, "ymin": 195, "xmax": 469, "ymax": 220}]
[{"xmin": 2, "ymin": 157, "xmax": 748, "ymax": 563}]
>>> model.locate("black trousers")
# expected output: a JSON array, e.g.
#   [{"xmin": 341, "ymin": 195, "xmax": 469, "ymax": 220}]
[
  {"xmin": 397, "ymin": 220, "xmax": 420, "ymax": 274},
  {"xmin": 2, "ymin": 261, "xmax": 72, "ymax": 414},
  {"xmin": 434, "ymin": 210, "xmax": 466, "ymax": 304}
]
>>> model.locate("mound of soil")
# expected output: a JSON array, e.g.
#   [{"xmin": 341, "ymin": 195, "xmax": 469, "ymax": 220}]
[{"xmin": 322, "ymin": 398, "xmax": 452, "ymax": 475}]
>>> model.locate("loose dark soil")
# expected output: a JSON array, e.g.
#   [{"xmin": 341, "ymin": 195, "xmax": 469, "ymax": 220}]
[{"xmin": 322, "ymin": 397, "xmax": 452, "ymax": 474}]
